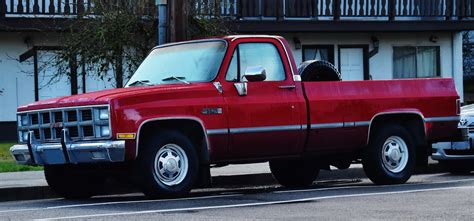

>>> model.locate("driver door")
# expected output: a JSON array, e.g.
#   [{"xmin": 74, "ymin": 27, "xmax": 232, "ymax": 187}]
[{"xmin": 222, "ymin": 41, "xmax": 304, "ymax": 159}]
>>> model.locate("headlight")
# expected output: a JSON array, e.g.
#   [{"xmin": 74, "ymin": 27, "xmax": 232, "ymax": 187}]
[
  {"xmin": 99, "ymin": 108, "xmax": 109, "ymax": 120},
  {"xmin": 100, "ymin": 126, "xmax": 110, "ymax": 137}
]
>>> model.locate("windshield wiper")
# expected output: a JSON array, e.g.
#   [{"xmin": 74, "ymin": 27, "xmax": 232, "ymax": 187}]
[
  {"xmin": 127, "ymin": 80, "xmax": 153, "ymax": 87},
  {"xmin": 162, "ymin": 76, "xmax": 190, "ymax": 85}
]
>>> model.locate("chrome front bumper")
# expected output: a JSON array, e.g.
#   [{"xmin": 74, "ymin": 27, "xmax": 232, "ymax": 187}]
[
  {"xmin": 10, "ymin": 130, "xmax": 125, "ymax": 166},
  {"xmin": 432, "ymin": 136, "xmax": 474, "ymax": 160}
]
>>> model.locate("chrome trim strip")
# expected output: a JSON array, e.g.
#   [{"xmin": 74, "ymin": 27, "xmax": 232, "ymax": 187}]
[
  {"xmin": 311, "ymin": 123, "xmax": 344, "ymax": 129},
  {"xmin": 230, "ymin": 125, "xmax": 302, "ymax": 134},
  {"xmin": 207, "ymin": 129, "xmax": 229, "ymax": 135},
  {"xmin": 17, "ymin": 104, "xmax": 109, "ymax": 114},
  {"xmin": 354, "ymin": 121, "xmax": 371, "ymax": 127},
  {"xmin": 425, "ymin": 116, "xmax": 460, "ymax": 122},
  {"xmin": 136, "ymin": 117, "xmax": 210, "ymax": 159}
]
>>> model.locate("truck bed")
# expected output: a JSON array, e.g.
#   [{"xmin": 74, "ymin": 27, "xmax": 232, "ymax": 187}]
[{"xmin": 302, "ymin": 78, "xmax": 460, "ymax": 153}]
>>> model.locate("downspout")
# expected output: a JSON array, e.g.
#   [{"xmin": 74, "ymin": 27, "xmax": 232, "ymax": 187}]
[{"xmin": 157, "ymin": 0, "xmax": 167, "ymax": 45}]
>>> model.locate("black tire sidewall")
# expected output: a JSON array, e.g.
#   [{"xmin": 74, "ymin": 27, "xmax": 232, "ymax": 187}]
[
  {"xmin": 364, "ymin": 125, "xmax": 416, "ymax": 184},
  {"xmin": 138, "ymin": 130, "xmax": 199, "ymax": 198}
]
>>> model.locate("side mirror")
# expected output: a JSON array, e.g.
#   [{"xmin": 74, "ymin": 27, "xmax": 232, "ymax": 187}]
[{"xmin": 243, "ymin": 66, "xmax": 266, "ymax": 82}]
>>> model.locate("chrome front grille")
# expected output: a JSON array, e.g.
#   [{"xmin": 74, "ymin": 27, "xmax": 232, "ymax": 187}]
[{"xmin": 17, "ymin": 105, "xmax": 110, "ymax": 143}]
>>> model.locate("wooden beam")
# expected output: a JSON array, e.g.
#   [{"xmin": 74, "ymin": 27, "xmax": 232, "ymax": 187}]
[{"xmin": 227, "ymin": 20, "xmax": 474, "ymax": 32}]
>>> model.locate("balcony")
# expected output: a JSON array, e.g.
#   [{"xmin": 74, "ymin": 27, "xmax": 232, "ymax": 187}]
[
  {"xmin": 0, "ymin": 0, "xmax": 155, "ymax": 31},
  {"xmin": 194, "ymin": 0, "xmax": 474, "ymax": 32},
  {"xmin": 1, "ymin": 0, "xmax": 474, "ymax": 32}
]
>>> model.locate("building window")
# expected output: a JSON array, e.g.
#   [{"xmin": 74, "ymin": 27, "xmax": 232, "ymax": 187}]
[
  {"xmin": 302, "ymin": 45, "xmax": 335, "ymax": 64},
  {"xmin": 393, "ymin": 46, "xmax": 440, "ymax": 79}
]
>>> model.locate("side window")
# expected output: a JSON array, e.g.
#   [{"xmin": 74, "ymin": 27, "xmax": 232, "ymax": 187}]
[
  {"xmin": 225, "ymin": 50, "xmax": 238, "ymax": 81},
  {"xmin": 225, "ymin": 43, "xmax": 286, "ymax": 82}
]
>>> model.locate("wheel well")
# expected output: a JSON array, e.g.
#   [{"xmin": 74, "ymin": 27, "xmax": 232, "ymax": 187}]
[
  {"xmin": 138, "ymin": 119, "xmax": 208, "ymax": 164},
  {"xmin": 368, "ymin": 113, "xmax": 427, "ymax": 147}
]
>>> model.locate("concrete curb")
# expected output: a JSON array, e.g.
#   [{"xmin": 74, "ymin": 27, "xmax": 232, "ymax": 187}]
[{"xmin": 0, "ymin": 173, "xmax": 277, "ymax": 202}]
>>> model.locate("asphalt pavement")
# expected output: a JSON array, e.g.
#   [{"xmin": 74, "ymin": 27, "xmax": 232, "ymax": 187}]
[{"xmin": 0, "ymin": 162, "xmax": 473, "ymax": 220}]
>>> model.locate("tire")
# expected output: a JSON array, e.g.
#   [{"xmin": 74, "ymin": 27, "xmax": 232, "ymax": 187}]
[
  {"xmin": 269, "ymin": 159, "xmax": 320, "ymax": 187},
  {"xmin": 298, "ymin": 60, "xmax": 341, "ymax": 82},
  {"xmin": 44, "ymin": 165, "xmax": 106, "ymax": 199},
  {"xmin": 135, "ymin": 130, "xmax": 199, "ymax": 198},
  {"xmin": 363, "ymin": 124, "xmax": 416, "ymax": 185},
  {"xmin": 439, "ymin": 160, "xmax": 474, "ymax": 174}
]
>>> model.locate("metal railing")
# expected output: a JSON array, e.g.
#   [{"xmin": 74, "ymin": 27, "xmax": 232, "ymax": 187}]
[
  {"xmin": 193, "ymin": 0, "xmax": 474, "ymax": 20},
  {"xmin": 0, "ymin": 0, "xmax": 155, "ymax": 18}
]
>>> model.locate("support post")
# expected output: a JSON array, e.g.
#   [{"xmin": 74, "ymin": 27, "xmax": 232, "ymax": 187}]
[
  {"xmin": 156, "ymin": 0, "xmax": 168, "ymax": 45},
  {"xmin": 0, "ymin": 0, "xmax": 5, "ymax": 18}
]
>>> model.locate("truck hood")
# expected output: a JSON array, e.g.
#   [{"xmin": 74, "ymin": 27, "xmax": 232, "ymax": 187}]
[{"xmin": 18, "ymin": 84, "xmax": 208, "ymax": 112}]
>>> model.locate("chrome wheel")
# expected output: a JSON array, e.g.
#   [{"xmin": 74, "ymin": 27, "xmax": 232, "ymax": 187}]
[
  {"xmin": 153, "ymin": 144, "xmax": 189, "ymax": 186},
  {"xmin": 381, "ymin": 136, "xmax": 409, "ymax": 173}
]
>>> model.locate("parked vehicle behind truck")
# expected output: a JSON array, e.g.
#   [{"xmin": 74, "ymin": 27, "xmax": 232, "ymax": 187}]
[
  {"xmin": 10, "ymin": 35, "xmax": 463, "ymax": 199},
  {"xmin": 432, "ymin": 104, "xmax": 474, "ymax": 173}
]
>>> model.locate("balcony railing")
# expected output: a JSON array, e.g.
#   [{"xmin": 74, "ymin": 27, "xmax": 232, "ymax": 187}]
[
  {"xmin": 194, "ymin": 0, "xmax": 474, "ymax": 20},
  {"xmin": 0, "ymin": 0, "xmax": 155, "ymax": 18}
]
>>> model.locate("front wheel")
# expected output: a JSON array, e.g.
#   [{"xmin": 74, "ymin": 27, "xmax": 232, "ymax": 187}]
[
  {"xmin": 135, "ymin": 130, "xmax": 199, "ymax": 198},
  {"xmin": 363, "ymin": 124, "xmax": 416, "ymax": 185}
]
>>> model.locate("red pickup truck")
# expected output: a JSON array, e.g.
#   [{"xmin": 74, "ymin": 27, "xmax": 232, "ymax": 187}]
[{"xmin": 10, "ymin": 35, "xmax": 462, "ymax": 199}]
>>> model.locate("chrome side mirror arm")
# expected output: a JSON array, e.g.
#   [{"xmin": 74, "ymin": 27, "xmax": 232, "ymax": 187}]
[{"xmin": 234, "ymin": 82, "xmax": 248, "ymax": 96}]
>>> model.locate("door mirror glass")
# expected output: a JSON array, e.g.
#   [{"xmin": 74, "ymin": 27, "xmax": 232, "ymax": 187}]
[{"xmin": 243, "ymin": 66, "xmax": 266, "ymax": 82}]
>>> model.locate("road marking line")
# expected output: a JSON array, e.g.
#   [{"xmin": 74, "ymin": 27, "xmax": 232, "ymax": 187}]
[
  {"xmin": 274, "ymin": 177, "xmax": 474, "ymax": 194},
  {"xmin": 36, "ymin": 186, "xmax": 474, "ymax": 221},
  {"xmin": 0, "ymin": 194, "xmax": 242, "ymax": 214}
]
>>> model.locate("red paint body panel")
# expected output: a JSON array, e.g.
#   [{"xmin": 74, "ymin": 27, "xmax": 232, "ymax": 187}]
[
  {"xmin": 303, "ymin": 79, "xmax": 459, "ymax": 153},
  {"xmin": 16, "ymin": 35, "xmax": 461, "ymax": 164}
]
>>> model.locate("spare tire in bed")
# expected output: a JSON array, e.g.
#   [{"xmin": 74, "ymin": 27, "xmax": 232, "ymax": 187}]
[{"xmin": 298, "ymin": 60, "xmax": 341, "ymax": 82}]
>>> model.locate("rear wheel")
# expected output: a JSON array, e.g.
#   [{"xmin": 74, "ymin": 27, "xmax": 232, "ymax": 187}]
[
  {"xmin": 363, "ymin": 124, "xmax": 416, "ymax": 185},
  {"xmin": 135, "ymin": 130, "xmax": 199, "ymax": 198},
  {"xmin": 269, "ymin": 159, "xmax": 320, "ymax": 187},
  {"xmin": 44, "ymin": 165, "xmax": 106, "ymax": 199}
]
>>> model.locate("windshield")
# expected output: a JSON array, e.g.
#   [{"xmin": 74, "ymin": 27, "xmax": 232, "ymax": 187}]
[{"xmin": 126, "ymin": 41, "xmax": 227, "ymax": 87}]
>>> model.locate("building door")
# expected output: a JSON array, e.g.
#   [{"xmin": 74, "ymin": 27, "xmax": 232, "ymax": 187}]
[{"xmin": 339, "ymin": 45, "xmax": 369, "ymax": 81}]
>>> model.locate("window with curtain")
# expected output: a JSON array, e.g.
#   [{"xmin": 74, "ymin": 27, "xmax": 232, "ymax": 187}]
[
  {"xmin": 393, "ymin": 46, "xmax": 440, "ymax": 79},
  {"xmin": 302, "ymin": 45, "xmax": 335, "ymax": 64}
]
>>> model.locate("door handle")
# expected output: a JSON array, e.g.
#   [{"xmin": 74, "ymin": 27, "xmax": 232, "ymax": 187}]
[{"xmin": 278, "ymin": 85, "xmax": 296, "ymax": 90}]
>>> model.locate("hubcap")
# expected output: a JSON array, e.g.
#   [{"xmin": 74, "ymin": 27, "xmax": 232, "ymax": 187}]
[
  {"xmin": 381, "ymin": 136, "xmax": 409, "ymax": 173},
  {"xmin": 154, "ymin": 144, "xmax": 188, "ymax": 186}
]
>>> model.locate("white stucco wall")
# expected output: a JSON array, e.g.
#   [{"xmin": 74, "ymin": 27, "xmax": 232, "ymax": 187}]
[
  {"xmin": 282, "ymin": 32, "xmax": 463, "ymax": 98},
  {"xmin": 0, "ymin": 32, "xmax": 116, "ymax": 122},
  {"xmin": 0, "ymin": 31, "xmax": 466, "ymax": 122}
]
